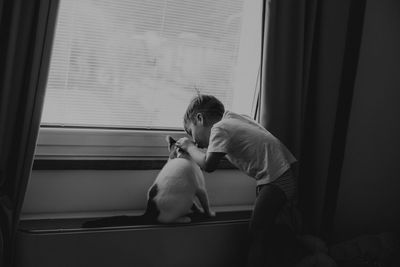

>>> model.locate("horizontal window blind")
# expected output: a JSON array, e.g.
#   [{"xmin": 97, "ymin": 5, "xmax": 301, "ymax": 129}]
[{"xmin": 41, "ymin": 0, "xmax": 262, "ymax": 129}]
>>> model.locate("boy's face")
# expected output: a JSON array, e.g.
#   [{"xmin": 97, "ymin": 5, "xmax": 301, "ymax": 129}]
[{"xmin": 185, "ymin": 114, "xmax": 211, "ymax": 149}]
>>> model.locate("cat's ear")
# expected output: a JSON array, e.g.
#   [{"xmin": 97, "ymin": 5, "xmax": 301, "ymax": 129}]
[{"xmin": 166, "ymin": 135, "xmax": 176, "ymax": 151}]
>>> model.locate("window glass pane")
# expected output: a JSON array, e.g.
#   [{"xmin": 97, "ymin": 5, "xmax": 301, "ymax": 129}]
[{"xmin": 41, "ymin": 0, "xmax": 262, "ymax": 129}]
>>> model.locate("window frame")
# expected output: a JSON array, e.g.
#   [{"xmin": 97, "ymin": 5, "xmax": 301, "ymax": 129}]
[
  {"xmin": 35, "ymin": 127, "xmax": 187, "ymax": 160},
  {"xmin": 35, "ymin": 0, "xmax": 264, "ymax": 165}
]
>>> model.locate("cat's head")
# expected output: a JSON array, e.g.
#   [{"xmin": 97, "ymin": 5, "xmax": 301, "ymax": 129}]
[{"xmin": 166, "ymin": 135, "xmax": 190, "ymax": 160}]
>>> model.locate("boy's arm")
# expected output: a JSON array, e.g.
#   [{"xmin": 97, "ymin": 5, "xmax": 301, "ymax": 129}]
[
  {"xmin": 178, "ymin": 138, "xmax": 225, "ymax": 172},
  {"xmin": 188, "ymin": 147, "xmax": 225, "ymax": 172}
]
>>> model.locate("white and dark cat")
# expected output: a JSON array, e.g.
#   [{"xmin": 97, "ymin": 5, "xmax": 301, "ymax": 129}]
[
  {"xmin": 83, "ymin": 136, "xmax": 214, "ymax": 227},
  {"xmin": 147, "ymin": 135, "xmax": 215, "ymax": 223}
]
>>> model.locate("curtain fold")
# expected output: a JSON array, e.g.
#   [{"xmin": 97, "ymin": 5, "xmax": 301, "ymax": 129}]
[
  {"xmin": 260, "ymin": 0, "xmax": 318, "ymax": 157},
  {"xmin": 260, "ymin": 0, "xmax": 366, "ymax": 239},
  {"xmin": 0, "ymin": 0, "xmax": 58, "ymax": 265}
]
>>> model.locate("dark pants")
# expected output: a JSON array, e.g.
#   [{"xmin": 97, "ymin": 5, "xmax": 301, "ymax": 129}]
[{"xmin": 246, "ymin": 183, "xmax": 297, "ymax": 267}]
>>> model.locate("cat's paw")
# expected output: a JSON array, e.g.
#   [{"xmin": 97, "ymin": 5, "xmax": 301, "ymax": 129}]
[{"xmin": 175, "ymin": 216, "xmax": 191, "ymax": 223}]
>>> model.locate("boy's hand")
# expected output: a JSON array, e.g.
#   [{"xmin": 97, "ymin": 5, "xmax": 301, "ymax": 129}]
[{"xmin": 176, "ymin": 137, "xmax": 195, "ymax": 151}]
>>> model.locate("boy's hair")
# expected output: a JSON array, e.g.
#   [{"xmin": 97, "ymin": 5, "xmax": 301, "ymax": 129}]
[{"xmin": 183, "ymin": 94, "xmax": 225, "ymax": 128}]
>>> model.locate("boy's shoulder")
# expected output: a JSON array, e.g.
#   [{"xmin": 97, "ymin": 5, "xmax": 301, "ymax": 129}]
[
  {"xmin": 212, "ymin": 111, "xmax": 251, "ymax": 132},
  {"xmin": 214, "ymin": 111, "xmax": 238, "ymax": 125},
  {"xmin": 216, "ymin": 111, "xmax": 254, "ymax": 125},
  {"xmin": 214, "ymin": 110, "xmax": 269, "ymax": 136}
]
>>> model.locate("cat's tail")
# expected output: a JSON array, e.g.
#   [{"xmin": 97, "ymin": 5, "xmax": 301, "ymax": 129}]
[
  {"xmin": 142, "ymin": 184, "xmax": 160, "ymax": 219},
  {"xmin": 82, "ymin": 185, "xmax": 160, "ymax": 228},
  {"xmin": 82, "ymin": 215, "xmax": 143, "ymax": 228},
  {"xmin": 82, "ymin": 211, "xmax": 161, "ymax": 228}
]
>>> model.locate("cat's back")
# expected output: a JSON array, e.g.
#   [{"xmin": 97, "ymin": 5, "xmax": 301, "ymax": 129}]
[
  {"xmin": 155, "ymin": 157, "xmax": 203, "ymax": 188},
  {"xmin": 157, "ymin": 157, "xmax": 201, "ymax": 178}
]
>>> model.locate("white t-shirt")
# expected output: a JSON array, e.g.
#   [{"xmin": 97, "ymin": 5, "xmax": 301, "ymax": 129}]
[{"xmin": 207, "ymin": 111, "xmax": 297, "ymax": 186}]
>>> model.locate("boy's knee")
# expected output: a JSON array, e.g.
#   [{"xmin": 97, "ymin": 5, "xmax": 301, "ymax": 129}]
[
  {"xmin": 249, "ymin": 223, "xmax": 295, "ymax": 244},
  {"xmin": 249, "ymin": 213, "xmax": 279, "ymax": 238},
  {"xmin": 249, "ymin": 222, "xmax": 277, "ymax": 242}
]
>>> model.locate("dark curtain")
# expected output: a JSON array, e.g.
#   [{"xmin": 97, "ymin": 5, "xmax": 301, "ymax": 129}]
[
  {"xmin": 0, "ymin": 0, "xmax": 58, "ymax": 265},
  {"xmin": 260, "ymin": 0, "xmax": 366, "ymax": 240}
]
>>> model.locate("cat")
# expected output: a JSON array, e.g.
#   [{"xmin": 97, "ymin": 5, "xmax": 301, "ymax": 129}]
[{"xmin": 82, "ymin": 135, "xmax": 214, "ymax": 227}]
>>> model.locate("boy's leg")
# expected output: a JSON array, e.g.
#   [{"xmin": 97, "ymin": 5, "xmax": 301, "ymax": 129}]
[{"xmin": 246, "ymin": 184, "xmax": 287, "ymax": 267}]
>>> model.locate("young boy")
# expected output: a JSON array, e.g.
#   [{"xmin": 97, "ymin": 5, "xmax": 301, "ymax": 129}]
[{"xmin": 176, "ymin": 94, "xmax": 298, "ymax": 267}]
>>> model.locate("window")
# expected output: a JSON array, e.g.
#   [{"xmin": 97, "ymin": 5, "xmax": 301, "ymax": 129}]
[{"xmin": 37, "ymin": 0, "xmax": 263, "ymax": 159}]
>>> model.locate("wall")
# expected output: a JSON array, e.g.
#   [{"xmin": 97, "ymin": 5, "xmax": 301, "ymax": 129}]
[
  {"xmin": 16, "ymin": 220, "xmax": 250, "ymax": 267},
  {"xmin": 333, "ymin": 0, "xmax": 400, "ymax": 242},
  {"xmin": 21, "ymin": 169, "xmax": 255, "ymax": 219},
  {"xmin": 19, "ymin": 168, "xmax": 254, "ymax": 266}
]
